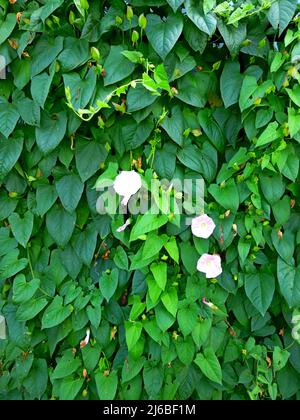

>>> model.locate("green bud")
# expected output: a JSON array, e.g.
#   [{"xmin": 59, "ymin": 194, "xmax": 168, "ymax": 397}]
[
  {"xmin": 69, "ymin": 10, "xmax": 75, "ymax": 25},
  {"xmin": 91, "ymin": 47, "xmax": 101, "ymax": 61},
  {"xmin": 126, "ymin": 6, "xmax": 134, "ymax": 20},
  {"xmin": 115, "ymin": 15, "xmax": 123, "ymax": 26},
  {"xmin": 80, "ymin": 0, "xmax": 89, "ymax": 11},
  {"xmin": 132, "ymin": 30, "xmax": 139, "ymax": 44},
  {"xmin": 138, "ymin": 14, "xmax": 147, "ymax": 30}
]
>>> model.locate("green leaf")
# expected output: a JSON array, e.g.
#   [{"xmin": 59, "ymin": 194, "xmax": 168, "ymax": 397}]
[
  {"xmin": 0, "ymin": 99, "xmax": 19, "ymax": 138},
  {"xmin": 31, "ymin": 36, "xmax": 64, "ymax": 77},
  {"xmin": 145, "ymin": 13, "xmax": 184, "ymax": 60},
  {"xmin": 127, "ymin": 84, "xmax": 158, "ymax": 112},
  {"xmin": 99, "ymin": 268, "xmax": 118, "ymax": 302},
  {"xmin": 244, "ymin": 271, "xmax": 275, "ymax": 316},
  {"xmin": 16, "ymin": 298, "xmax": 48, "ymax": 321},
  {"xmin": 286, "ymin": 85, "xmax": 300, "ymax": 107},
  {"xmin": 0, "ymin": 132, "xmax": 23, "ymax": 180},
  {"xmin": 42, "ymin": 296, "xmax": 72, "ymax": 329},
  {"xmin": 177, "ymin": 303, "xmax": 198, "ymax": 336},
  {"xmin": 36, "ymin": 184, "xmax": 58, "ymax": 217},
  {"xmin": 13, "ymin": 274, "xmax": 40, "ymax": 304},
  {"xmin": 164, "ymin": 237, "xmax": 179, "ymax": 264},
  {"xmin": 52, "ymin": 354, "xmax": 81, "ymax": 379},
  {"xmin": 166, "ymin": 0, "xmax": 184, "ymax": 12},
  {"xmin": 161, "ymin": 287, "xmax": 178, "ymax": 317},
  {"xmin": 8, "ymin": 211, "xmax": 34, "ymax": 248},
  {"xmin": 0, "ymin": 13, "xmax": 16, "ymax": 44},
  {"xmin": 198, "ymin": 109, "xmax": 225, "ymax": 152},
  {"xmin": 0, "ymin": 250, "xmax": 28, "ymax": 282},
  {"xmin": 130, "ymin": 213, "xmax": 169, "ymax": 242},
  {"xmin": 63, "ymin": 70, "xmax": 96, "ymax": 111},
  {"xmin": 142, "ymin": 232, "xmax": 166, "ymax": 260},
  {"xmin": 95, "ymin": 370, "xmax": 118, "ymax": 400},
  {"xmin": 183, "ymin": 20, "xmax": 208, "ymax": 53},
  {"xmin": 267, "ymin": 0, "xmax": 297, "ymax": 36},
  {"xmin": 155, "ymin": 303, "xmax": 176, "ymax": 331},
  {"xmin": 161, "ymin": 105, "xmax": 183, "ymax": 146},
  {"xmin": 122, "ymin": 356, "xmax": 145, "ymax": 383},
  {"xmin": 36, "ymin": 111, "xmax": 67, "ymax": 154},
  {"xmin": 255, "ymin": 121, "xmax": 279, "ymax": 148},
  {"xmin": 31, "ymin": 62, "xmax": 56, "ymax": 109},
  {"xmin": 208, "ymin": 179, "xmax": 240, "ymax": 213},
  {"xmin": 288, "ymin": 108, "xmax": 300, "ymax": 138},
  {"xmin": 218, "ymin": 20, "xmax": 247, "ymax": 57},
  {"xmin": 103, "ymin": 45, "xmax": 135, "ymax": 86},
  {"xmin": 273, "ymin": 347, "xmax": 290, "ymax": 372},
  {"xmin": 58, "ymin": 37, "xmax": 90, "ymax": 72},
  {"xmin": 76, "ymin": 140, "xmax": 108, "ymax": 182},
  {"xmin": 260, "ymin": 173, "xmax": 285, "ymax": 205},
  {"xmin": 46, "ymin": 206, "xmax": 76, "ymax": 247},
  {"xmin": 72, "ymin": 226, "xmax": 98, "ymax": 266},
  {"xmin": 56, "ymin": 174, "xmax": 84, "ymax": 213},
  {"xmin": 194, "ymin": 348, "xmax": 222, "ymax": 385},
  {"xmin": 185, "ymin": 0, "xmax": 216, "ymax": 36},
  {"xmin": 125, "ymin": 321, "xmax": 143, "ymax": 351},
  {"xmin": 58, "ymin": 377, "xmax": 84, "ymax": 400},
  {"xmin": 150, "ymin": 262, "xmax": 167, "ymax": 291},
  {"xmin": 277, "ymin": 258, "xmax": 300, "ymax": 309},
  {"xmin": 220, "ymin": 61, "xmax": 243, "ymax": 108},
  {"xmin": 177, "ymin": 72, "xmax": 213, "ymax": 108}
]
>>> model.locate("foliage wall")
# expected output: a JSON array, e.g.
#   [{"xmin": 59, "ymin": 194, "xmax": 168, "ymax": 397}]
[{"xmin": 1, "ymin": 0, "xmax": 300, "ymax": 400}]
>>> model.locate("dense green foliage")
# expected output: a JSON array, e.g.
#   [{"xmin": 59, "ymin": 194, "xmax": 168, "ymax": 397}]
[{"xmin": 1, "ymin": 0, "xmax": 300, "ymax": 400}]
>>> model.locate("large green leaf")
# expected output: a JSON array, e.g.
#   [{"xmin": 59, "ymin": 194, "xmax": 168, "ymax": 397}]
[
  {"xmin": 0, "ymin": 132, "xmax": 23, "ymax": 180},
  {"xmin": 208, "ymin": 179, "xmax": 240, "ymax": 213},
  {"xmin": 0, "ymin": 100, "xmax": 19, "ymax": 138},
  {"xmin": 55, "ymin": 174, "xmax": 84, "ymax": 213},
  {"xmin": 185, "ymin": 0, "xmax": 217, "ymax": 36},
  {"xmin": 145, "ymin": 13, "xmax": 184, "ymax": 60},
  {"xmin": 103, "ymin": 45, "xmax": 136, "ymax": 86},
  {"xmin": 194, "ymin": 348, "xmax": 222, "ymax": 385},
  {"xmin": 244, "ymin": 271, "xmax": 275, "ymax": 316},
  {"xmin": 36, "ymin": 111, "xmax": 67, "ymax": 154},
  {"xmin": 220, "ymin": 61, "xmax": 243, "ymax": 108},
  {"xmin": 277, "ymin": 258, "xmax": 300, "ymax": 309},
  {"xmin": 0, "ymin": 13, "xmax": 16, "ymax": 44},
  {"xmin": 42, "ymin": 296, "xmax": 73, "ymax": 329},
  {"xmin": 95, "ymin": 370, "xmax": 118, "ymax": 400},
  {"xmin": 267, "ymin": 0, "xmax": 297, "ymax": 35},
  {"xmin": 8, "ymin": 211, "xmax": 34, "ymax": 248},
  {"xmin": 46, "ymin": 206, "xmax": 76, "ymax": 247}
]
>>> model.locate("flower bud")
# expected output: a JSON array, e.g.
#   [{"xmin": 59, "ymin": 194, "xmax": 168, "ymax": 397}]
[
  {"xmin": 138, "ymin": 14, "xmax": 147, "ymax": 30},
  {"xmin": 126, "ymin": 6, "xmax": 133, "ymax": 20},
  {"xmin": 91, "ymin": 47, "xmax": 100, "ymax": 61}
]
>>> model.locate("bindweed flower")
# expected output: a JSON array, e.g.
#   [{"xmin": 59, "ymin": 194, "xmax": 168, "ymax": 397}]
[
  {"xmin": 80, "ymin": 329, "xmax": 90, "ymax": 349},
  {"xmin": 113, "ymin": 171, "xmax": 142, "ymax": 206},
  {"xmin": 197, "ymin": 254, "xmax": 222, "ymax": 279},
  {"xmin": 191, "ymin": 214, "xmax": 216, "ymax": 239},
  {"xmin": 202, "ymin": 297, "xmax": 219, "ymax": 311},
  {"xmin": 117, "ymin": 219, "xmax": 131, "ymax": 233}
]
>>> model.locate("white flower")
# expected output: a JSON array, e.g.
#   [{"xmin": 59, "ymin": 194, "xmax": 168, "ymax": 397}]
[
  {"xmin": 191, "ymin": 214, "xmax": 216, "ymax": 239},
  {"xmin": 80, "ymin": 328, "xmax": 90, "ymax": 349},
  {"xmin": 113, "ymin": 171, "xmax": 142, "ymax": 206},
  {"xmin": 116, "ymin": 219, "xmax": 131, "ymax": 233},
  {"xmin": 197, "ymin": 254, "xmax": 222, "ymax": 279}
]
